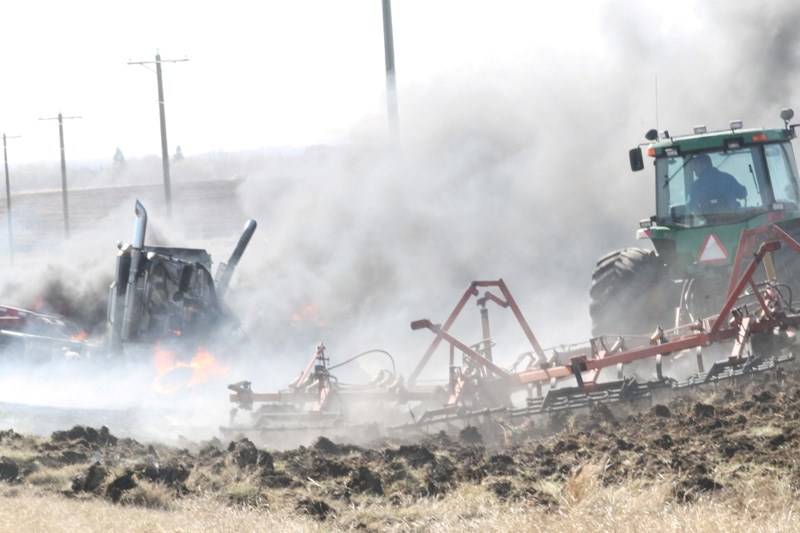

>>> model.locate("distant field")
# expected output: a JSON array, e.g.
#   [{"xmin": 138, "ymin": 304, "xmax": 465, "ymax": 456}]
[{"xmin": 0, "ymin": 179, "xmax": 246, "ymax": 255}]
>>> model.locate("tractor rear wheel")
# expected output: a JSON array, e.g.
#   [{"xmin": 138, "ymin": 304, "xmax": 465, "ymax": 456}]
[{"xmin": 590, "ymin": 248, "xmax": 674, "ymax": 337}]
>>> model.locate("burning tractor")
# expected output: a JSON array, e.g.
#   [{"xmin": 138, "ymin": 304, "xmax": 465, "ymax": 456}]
[
  {"xmin": 0, "ymin": 199, "xmax": 257, "ymax": 383},
  {"xmin": 224, "ymin": 109, "xmax": 800, "ymax": 444},
  {"xmin": 107, "ymin": 201, "xmax": 257, "ymax": 362}
]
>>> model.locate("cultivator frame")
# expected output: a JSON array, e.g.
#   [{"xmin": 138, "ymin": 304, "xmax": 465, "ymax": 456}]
[
  {"xmin": 224, "ymin": 225, "xmax": 800, "ymax": 438},
  {"xmin": 225, "ymin": 343, "xmax": 432, "ymax": 434}
]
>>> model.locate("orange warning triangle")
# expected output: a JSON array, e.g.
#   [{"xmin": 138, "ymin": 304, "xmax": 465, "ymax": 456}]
[{"xmin": 698, "ymin": 234, "xmax": 729, "ymax": 263}]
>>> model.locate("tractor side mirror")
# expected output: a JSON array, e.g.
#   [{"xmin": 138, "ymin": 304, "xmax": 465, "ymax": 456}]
[{"xmin": 629, "ymin": 147, "xmax": 644, "ymax": 172}]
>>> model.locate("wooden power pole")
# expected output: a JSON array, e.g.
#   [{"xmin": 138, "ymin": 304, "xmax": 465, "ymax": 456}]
[
  {"xmin": 128, "ymin": 52, "xmax": 188, "ymax": 219},
  {"xmin": 39, "ymin": 113, "xmax": 81, "ymax": 239}
]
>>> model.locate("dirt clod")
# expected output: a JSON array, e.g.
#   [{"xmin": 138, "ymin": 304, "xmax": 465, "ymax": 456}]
[
  {"xmin": 754, "ymin": 391, "xmax": 775, "ymax": 403},
  {"xmin": 227, "ymin": 438, "xmax": 264, "ymax": 470},
  {"xmin": 385, "ymin": 444, "xmax": 436, "ymax": 468},
  {"xmin": 52, "ymin": 425, "xmax": 117, "ymax": 447},
  {"xmin": 138, "ymin": 461, "xmax": 191, "ymax": 487},
  {"xmin": 296, "ymin": 497, "xmax": 334, "ymax": 520},
  {"xmin": 106, "ymin": 471, "xmax": 137, "ymax": 503},
  {"xmin": 459, "ymin": 426, "xmax": 483, "ymax": 445},
  {"xmin": 0, "ymin": 457, "xmax": 20, "ymax": 482},
  {"xmin": 486, "ymin": 454, "xmax": 515, "ymax": 475},
  {"xmin": 693, "ymin": 402, "xmax": 715, "ymax": 418},
  {"xmin": 312, "ymin": 436, "xmax": 341, "ymax": 455},
  {"xmin": 653, "ymin": 404, "xmax": 671, "ymax": 417},
  {"xmin": 346, "ymin": 466, "xmax": 384, "ymax": 496},
  {"xmin": 72, "ymin": 462, "xmax": 107, "ymax": 493}
]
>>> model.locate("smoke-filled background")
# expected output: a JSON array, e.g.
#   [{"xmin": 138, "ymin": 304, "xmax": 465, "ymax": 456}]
[{"xmin": 1, "ymin": 0, "xmax": 800, "ymax": 443}]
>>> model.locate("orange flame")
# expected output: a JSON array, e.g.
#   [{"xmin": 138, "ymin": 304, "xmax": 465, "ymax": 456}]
[
  {"xmin": 187, "ymin": 348, "xmax": 228, "ymax": 386},
  {"xmin": 292, "ymin": 303, "xmax": 319, "ymax": 322},
  {"xmin": 291, "ymin": 303, "xmax": 329, "ymax": 327},
  {"xmin": 70, "ymin": 330, "xmax": 88, "ymax": 342},
  {"xmin": 152, "ymin": 343, "xmax": 229, "ymax": 394}
]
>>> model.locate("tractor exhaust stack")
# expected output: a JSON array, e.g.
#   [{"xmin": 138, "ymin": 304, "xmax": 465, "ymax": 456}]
[
  {"xmin": 216, "ymin": 218, "xmax": 257, "ymax": 300},
  {"xmin": 121, "ymin": 201, "xmax": 147, "ymax": 341}
]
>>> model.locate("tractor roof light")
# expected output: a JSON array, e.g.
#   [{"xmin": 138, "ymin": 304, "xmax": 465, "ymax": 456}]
[
  {"xmin": 781, "ymin": 108, "xmax": 796, "ymax": 132},
  {"xmin": 645, "ymin": 129, "xmax": 659, "ymax": 141},
  {"xmin": 693, "ymin": 125, "xmax": 707, "ymax": 134},
  {"xmin": 730, "ymin": 120, "xmax": 743, "ymax": 131}
]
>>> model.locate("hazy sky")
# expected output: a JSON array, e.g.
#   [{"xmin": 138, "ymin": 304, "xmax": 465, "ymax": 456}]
[{"xmin": 0, "ymin": 0, "xmax": 615, "ymax": 164}]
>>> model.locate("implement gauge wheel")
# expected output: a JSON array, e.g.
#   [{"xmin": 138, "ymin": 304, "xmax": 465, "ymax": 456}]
[{"xmin": 590, "ymin": 248, "xmax": 674, "ymax": 337}]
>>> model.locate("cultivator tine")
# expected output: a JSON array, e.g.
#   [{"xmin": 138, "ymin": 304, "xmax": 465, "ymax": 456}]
[
  {"xmin": 730, "ymin": 317, "xmax": 752, "ymax": 360},
  {"xmin": 656, "ymin": 354, "xmax": 664, "ymax": 381},
  {"xmin": 696, "ymin": 347, "xmax": 705, "ymax": 373},
  {"xmin": 535, "ymin": 378, "xmax": 660, "ymax": 413},
  {"xmin": 677, "ymin": 353, "xmax": 794, "ymax": 388}
]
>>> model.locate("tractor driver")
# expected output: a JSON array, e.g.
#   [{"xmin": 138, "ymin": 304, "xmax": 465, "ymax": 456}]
[{"xmin": 688, "ymin": 153, "xmax": 747, "ymax": 214}]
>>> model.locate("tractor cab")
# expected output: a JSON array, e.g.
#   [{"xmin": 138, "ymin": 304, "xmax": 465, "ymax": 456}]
[
  {"xmin": 590, "ymin": 109, "xmax": 800, "ymax": 337},
  {"xmin": 629, "ymin": 110, "xmax": 800, "ymax": 274}
]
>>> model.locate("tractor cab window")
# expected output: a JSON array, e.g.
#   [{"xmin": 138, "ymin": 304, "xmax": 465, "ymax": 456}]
[
  {"xmin": 656, "ymin": 147, "xmax": 769, "ymax": 227},
  {"xmin": 764, "ymin": 143, "xmax": 800, "ymax": 208}
]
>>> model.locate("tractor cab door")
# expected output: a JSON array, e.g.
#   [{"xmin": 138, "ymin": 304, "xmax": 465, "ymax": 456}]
[{"xmin": 764, "ymin": 142, "xmax": 800, "ymax": 210}]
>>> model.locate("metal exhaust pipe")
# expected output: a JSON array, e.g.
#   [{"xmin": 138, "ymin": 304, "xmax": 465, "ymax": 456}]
[
  {"xmin": 216, "ymin": 219, "xmax": 257, "ymax": 299},
  {"xmin": 132, "ymin": 200, "xmax": 147, "ymax": 249},
  {"xmin": 121, "ymin": 200, "xmax": 148, "ymax": 340}
]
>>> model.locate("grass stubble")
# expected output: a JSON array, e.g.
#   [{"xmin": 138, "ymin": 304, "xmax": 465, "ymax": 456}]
[{"xmin": 0, "ymin": 457, "xmax": 798, "ymax": 532}]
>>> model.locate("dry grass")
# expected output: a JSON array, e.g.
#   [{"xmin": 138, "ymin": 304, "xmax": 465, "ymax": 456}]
[
  {"xmin": 25, "ymin": 463, "xmax": 85, "ymax": 491},
  {"xmin": 118, "ymin": 479, "xmax": 176, "ymax": 510},
  {"xmin": 337, "ymin": 469, "xmax": 800, "ymax": 533},
  {"xmin": 1, "ymin": 463, "xmax": 799, "ymax": 532},
  {"xmin": 224, "ymin": 477, "xmax": 269, "ymax": 509},
  {"xmin": 0, "ymin": 487, "xmax": 304, "ymax": 533}
]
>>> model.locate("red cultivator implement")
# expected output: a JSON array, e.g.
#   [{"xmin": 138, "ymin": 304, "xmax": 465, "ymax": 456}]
[
  {"xmin": 225, "ymin": 343, "xmax": 417, "ymax": 435},
  {"xmin": 223, "ymin": 226, "xmax": 800, "ymax": 441}
]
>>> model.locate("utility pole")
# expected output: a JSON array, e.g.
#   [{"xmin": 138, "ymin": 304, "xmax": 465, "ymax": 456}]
[
  {"xmin": 39, "ymin": 113, "xmax": 81, "ymax": 239},
  {"xmin": 128, "ymin": 52, "xmax": 188, "ymax": 219},
  {"xmin": 381, "ymin": 0, "xmax": 399, "ymax": 138},
  {"xmin": 2, "ymin": 133, "xmax": 20, "ymax": 264}
]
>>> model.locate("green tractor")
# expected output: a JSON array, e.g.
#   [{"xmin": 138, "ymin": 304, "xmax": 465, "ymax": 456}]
[{"xmin": 591, "ymin": 109, "xmax": 800, "ymax": 336}]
